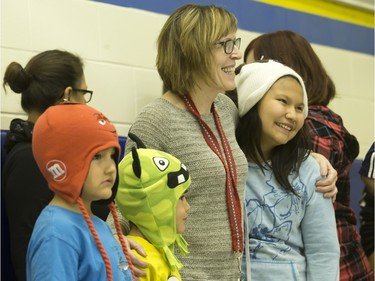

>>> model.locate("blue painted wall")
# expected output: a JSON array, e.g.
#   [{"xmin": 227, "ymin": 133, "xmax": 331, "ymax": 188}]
[{"xmin": 96, "ymin": 0, "xmax": 374, "ymax": 55}]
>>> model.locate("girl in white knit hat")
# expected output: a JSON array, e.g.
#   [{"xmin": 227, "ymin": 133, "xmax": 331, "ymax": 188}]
[{"xmin": 236, "ymin": 60, "xmax": 340, "ymax": 281}]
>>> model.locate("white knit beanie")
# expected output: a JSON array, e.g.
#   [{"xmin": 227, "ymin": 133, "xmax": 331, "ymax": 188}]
[{"xmin": 236, "ymin": 60, "xmax": 308, "ymax": 118}]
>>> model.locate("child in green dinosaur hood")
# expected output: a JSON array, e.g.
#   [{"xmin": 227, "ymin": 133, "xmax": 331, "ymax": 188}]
[{"xmin": 115, "ymin": 134, "xmax": 191, "ymax": 281}]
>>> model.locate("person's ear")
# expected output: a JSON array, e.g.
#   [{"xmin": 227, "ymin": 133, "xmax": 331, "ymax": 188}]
[{"xmin": 62, "ymin": 87, "xmax": 73, "ymax": 102}]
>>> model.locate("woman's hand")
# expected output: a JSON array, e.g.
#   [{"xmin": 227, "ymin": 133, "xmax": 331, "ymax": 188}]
[
  {"xmin": 311, "ymin": 152, "xmax": 338, "ymax": 201},
  {"xmin": 114, "ymin": 235, "xmax": 148, "ymax": 279},
  {"xmin": 126, "ymin": 237, "xmax": 148, "ymax": 278}
]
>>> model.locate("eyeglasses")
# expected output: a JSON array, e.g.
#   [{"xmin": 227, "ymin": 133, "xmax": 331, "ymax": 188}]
[
  {"xmin": 72, "ymin": 88, "xmax": 93, "ymax": 103},
  {"xmin": 216, "ymin": 38, "xmax": 241, "ymax": 54}
]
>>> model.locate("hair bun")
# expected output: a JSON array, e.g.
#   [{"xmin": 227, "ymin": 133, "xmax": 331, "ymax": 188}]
[{"xmin": 4, "ymin": 62, "xmax": 32, "ymax": 93}]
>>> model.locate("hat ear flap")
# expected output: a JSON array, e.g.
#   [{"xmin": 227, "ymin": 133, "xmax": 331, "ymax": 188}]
[{"xmin": 131, "ymin": 146, "xmax": 141, "ymax": 179}]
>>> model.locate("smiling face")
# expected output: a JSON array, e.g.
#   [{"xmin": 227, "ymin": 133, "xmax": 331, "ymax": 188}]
[
  {"xmin": 81, "ymin": 147, "xmax": 117, "ymax": 203},
  {"xmin": 258, "ymin": 76, "xmax": 305, "ymax": 159},
  {"xmin": 211, "ymin": 33, "xmax": 242, "ymax": 92}
]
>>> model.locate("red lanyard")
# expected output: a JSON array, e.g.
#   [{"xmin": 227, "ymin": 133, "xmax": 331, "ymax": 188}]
[{"xmin": 181, "ymin": 94, "xmax": 243, "ymax": 253}]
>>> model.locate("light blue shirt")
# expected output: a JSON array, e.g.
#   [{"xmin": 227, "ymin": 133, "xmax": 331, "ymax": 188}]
[
  {"xmin": 27, "ymin": 205, "xmax": 133, "ymax": 281},
  {"xmin": 242, "ymin": 155, "xmax": 340, "ymax": 281}
]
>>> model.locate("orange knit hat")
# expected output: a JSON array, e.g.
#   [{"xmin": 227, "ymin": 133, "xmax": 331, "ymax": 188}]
[{"xmin": 32, "ymin": 103, "xmax": 120, "ymax": 204}]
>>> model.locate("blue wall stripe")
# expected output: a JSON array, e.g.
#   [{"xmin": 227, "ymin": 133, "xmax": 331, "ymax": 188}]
[{"xmin": 96, "ymin": 0, "xmax": 374, "ymax": 55}]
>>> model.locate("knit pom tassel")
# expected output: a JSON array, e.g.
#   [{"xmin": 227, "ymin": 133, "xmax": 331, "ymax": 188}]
[
  {"xmin": 176, "ymin": 235, "xmax": 189, "ymax": 256},
  {"xmin": 163, "ymin": 245, "xmax": 183, "ymax": 271}
]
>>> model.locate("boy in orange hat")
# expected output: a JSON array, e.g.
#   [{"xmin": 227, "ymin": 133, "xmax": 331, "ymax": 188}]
[{"xmin": 27, "ymin": 103, "xmax": 135, "ymax": 281}]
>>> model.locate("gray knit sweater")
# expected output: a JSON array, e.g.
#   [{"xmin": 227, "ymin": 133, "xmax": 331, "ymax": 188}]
[{"xmin": 122, "ymin": 94, "xmax": 248, "ymax": 280}]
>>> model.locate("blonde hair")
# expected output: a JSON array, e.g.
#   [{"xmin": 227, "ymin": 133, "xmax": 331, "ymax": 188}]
[{"xmin": 157, "ymin": 4, "xmax": 237, "ymax": 95}]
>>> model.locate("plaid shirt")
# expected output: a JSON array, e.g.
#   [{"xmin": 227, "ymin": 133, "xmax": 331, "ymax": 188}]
[
  {"xmin": 359, "ymin": 143, "xmax": 374, "ymax": 257},
  {"xmin": 305, "ymin": 106, "xmax": 373, "ymax": 280}
]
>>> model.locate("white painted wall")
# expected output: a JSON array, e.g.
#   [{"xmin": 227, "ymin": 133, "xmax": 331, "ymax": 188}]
[{"xmin": 1, "ymin": 0, "xmax": 374, "ymax": 158}]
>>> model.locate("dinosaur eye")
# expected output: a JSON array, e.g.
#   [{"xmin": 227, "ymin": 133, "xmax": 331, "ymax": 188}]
[{"xmin": 153, "ymin": 157, "xmax": 170, "ymax": 171}]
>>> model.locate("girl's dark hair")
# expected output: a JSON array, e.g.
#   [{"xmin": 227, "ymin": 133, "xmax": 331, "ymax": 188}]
[
  {"xmin": 3, "ymin": 49, "xmax": 84, "ymax": 114},
  {"xmin": 236, "ymin": 104, "xmax": 312, "ymax": 194},
  {"xmin": 244, "ymin": 30, "xmax": 335, "ymax": 106}
]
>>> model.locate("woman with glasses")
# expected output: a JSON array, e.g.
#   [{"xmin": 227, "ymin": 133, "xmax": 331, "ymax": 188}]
[
  {"xmin": 3, "ymin": 49, "xmax": 102, "ymax": 281},
  {"xmin": 116, "ymin": 5, "xmax": 248, "ymax": 280},
  {"xmin": 3, "ymin": 50, "xmax": 147, "ymax": 281}
]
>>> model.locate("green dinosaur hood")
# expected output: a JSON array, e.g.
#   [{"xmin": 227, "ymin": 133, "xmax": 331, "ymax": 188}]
[{"xmin": 115, "ymin": 147, "xmax": 191, "ymax": 271}]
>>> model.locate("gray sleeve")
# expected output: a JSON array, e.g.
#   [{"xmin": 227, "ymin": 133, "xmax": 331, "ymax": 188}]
[
  {"xmin": 125, "ymin": 103, "xmax": 170, "ymax": 155},
  {"xmin": 217, "ymin": 93, "xmax": 240, "ymax": 127}
]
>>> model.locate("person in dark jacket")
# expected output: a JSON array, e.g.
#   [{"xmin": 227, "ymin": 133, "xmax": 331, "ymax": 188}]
[
  {"xmin": 2, "ymin": 49, "xmax": 103, "ymax": 281},
  {"xmin": 359, "ymin": 142, "xmax": 375, "ymax": 271}
]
